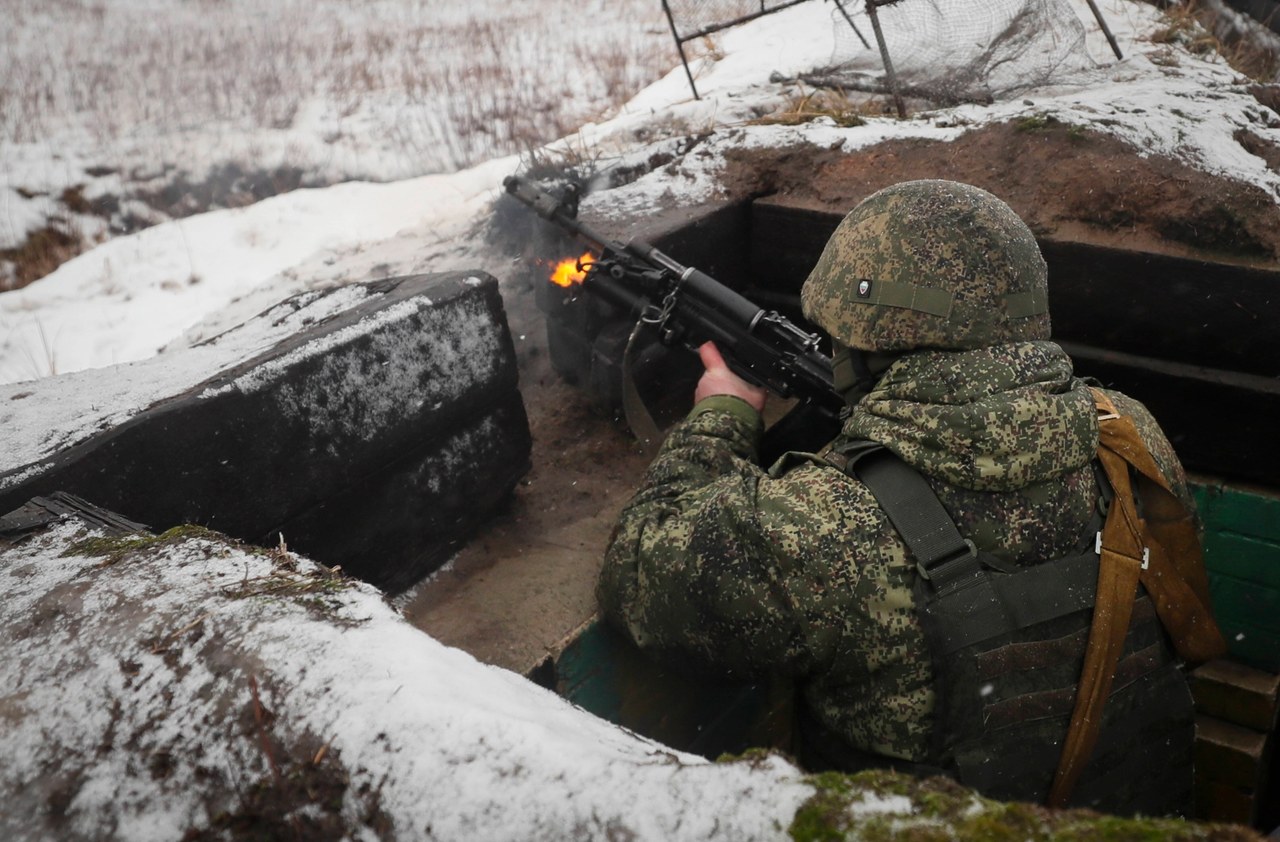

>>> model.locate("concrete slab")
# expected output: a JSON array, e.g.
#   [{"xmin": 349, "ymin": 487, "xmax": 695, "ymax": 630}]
[{"xmin": 0, "ymin": 272, "xmax": 530, "ymax": 591}]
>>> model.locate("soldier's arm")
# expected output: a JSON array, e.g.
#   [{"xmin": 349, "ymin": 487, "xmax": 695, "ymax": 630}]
[{"xmin": 596, "ymin": 395, "xmax": 814, "ymax": 679}]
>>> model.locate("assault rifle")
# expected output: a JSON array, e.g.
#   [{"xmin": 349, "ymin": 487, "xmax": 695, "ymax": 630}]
[{"xmin": 503, "ymin": 174, "xmax": 843, "ymax": 462}]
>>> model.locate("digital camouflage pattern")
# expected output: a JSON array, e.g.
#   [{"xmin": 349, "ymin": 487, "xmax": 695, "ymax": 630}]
[
  {"xmin": 801, "ymin": 181, "xmax": 1051, "ymax": 352},
  {"xmin": 596, "ymin": 340, "xmax": 1194, "ymax": 764}
]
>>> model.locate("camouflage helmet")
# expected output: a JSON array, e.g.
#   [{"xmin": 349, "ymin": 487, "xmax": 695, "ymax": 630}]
[{"xmin": 800, "ymin": 180, "xmax": 1050, "ymax": 352}]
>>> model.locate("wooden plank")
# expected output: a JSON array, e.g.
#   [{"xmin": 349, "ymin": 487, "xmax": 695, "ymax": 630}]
[
  {"xmin": 1060, "ymin": 341, "xmax": 1280, "ymax": 487},
  {"xmin": 1040, "ymin": 240, "xmax": 1280, "ymax": 377},
  {"xmin": 1195, "ymin": 715, "xmax": 1268, "ymax": 791},
  {"xmin": 1193, "ymin": 778, "xmax": 1257, "ymax": 826},
  {"xmin": 1192, "ymin": 660, "xmax": 1280, "ymax": 733},
  {"xmin": 747, "ymin": 195, "xmax": 1280, "ymax": 377},
  {"xmin": 749, "ymin": 199, "xmax": 841, "ymax": 295}
]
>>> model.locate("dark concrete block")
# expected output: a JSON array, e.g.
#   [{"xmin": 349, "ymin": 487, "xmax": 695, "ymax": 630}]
[
  {"xmin": 275, "ymin": 393, "xmax": 531, "ymax": 593},
  {"xmin": 1193, "ymin": 659, "xmax": 1280, "ymax": 734},
  {"xmin": 0, "ymin": 272, "xmax": 530, "ymax": 592}
]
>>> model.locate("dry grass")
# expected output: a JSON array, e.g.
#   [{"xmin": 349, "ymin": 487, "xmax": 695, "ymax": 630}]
[
  {"xmin": 0, "ymin": 224, "xmax": 86, "ymax": 292},
  {"xmin": 754, "ymin": 88, "xmax": 872, "ymax": 128},
  {"xmin": 0, "ymin": 1, "xmax": 672, "ymax": 164},
  {"xmin": 1151, "ymin": 0, "xmax": 1280, "ymax": 81},
  {"xmin": 0, "ymin": 0, "xmax": 675, "ymax": 288}
]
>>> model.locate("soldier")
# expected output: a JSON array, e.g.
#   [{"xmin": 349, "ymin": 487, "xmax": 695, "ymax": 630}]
[{"xmin": 596, "ymin": 180, "xmax": 1223, "ymax": 815}]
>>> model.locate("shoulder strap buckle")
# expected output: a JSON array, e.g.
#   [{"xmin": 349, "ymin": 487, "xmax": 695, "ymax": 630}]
[{"xmin": 917, "ymin": 537, "xmax": 978, "ymax": 583}]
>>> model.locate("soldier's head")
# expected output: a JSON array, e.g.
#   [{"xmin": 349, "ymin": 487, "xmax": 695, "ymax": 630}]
[{"xmin": 801, "ymin": 180, "xmax": 1050, "ymax": 355}]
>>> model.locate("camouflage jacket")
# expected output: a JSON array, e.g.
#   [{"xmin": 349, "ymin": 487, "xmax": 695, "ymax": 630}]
[{"xmin": 596, "ymin": 340, "xmax": 1193, "ymax": 763}]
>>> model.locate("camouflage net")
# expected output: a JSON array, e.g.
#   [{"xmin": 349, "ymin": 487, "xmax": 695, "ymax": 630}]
[
  {"xmin": 817, "ymin": 0, "xmax": 1103, "ymax": 105},
  {"xmin": 665, "ymin": 0, "xmax": 1107, "ymax": 106},
  {"xmin": 824, "ymin": 0, "xmax": 1105, "ymax": 104}
]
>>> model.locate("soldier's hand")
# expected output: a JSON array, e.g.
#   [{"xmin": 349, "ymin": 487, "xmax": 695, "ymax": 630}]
[{"xmin": 694, "ymin": 342, "xmax": 767, "ymax": 413}]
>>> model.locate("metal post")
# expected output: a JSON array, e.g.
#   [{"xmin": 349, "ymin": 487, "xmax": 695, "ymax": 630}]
[
  {"xmin": 865, "ymin": 0, "xmax": 906, "ymax": 118},
  {"xmin": 830, "ymin": 0, "xmax": 872, "ymax": 50},
  {"xmin": 1081, "ymin": 0, "xmax": 1124, "ymax": 61},
  {"xmin": 661, "ymin": 0, "xmax": 700, "ymax": 100}
]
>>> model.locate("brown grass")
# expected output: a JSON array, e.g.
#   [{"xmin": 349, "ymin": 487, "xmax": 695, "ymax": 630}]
[
  {"xmin": 0, "ymin": 1, "xmax": 675, "ymax": 288},
  {"xmin": 0, "ymin": 225, "xmax": 86, "ymax": 292},
  {"xmin": 755, "ymin": 88, "xmax": 873, "ymax": 128},
  {"xmin": 1151, "ymin": 0, "xmax": 1280, "ymax": 81}
]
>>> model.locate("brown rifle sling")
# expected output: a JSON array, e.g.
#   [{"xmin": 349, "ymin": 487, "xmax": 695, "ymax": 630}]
[{"xmin": 1047, "ymin": 389, "xmax": 1226, "ymax": 808}]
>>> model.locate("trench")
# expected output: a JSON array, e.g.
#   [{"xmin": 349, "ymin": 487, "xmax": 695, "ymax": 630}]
[
  {"xmin": 510, "ymin": 195, "xmax": 1280, "ymax": 828},
  {"xmin": 543, "ymin": 195, "xmax": 1280, "ymax": 489}
]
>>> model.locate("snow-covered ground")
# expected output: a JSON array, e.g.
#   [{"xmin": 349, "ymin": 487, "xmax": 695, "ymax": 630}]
[
  {"xmin": 2, "ymin": 0, "xmax": 1277, "ymax": 387},
  {"xmin": 1, "ymin": 520, "xmax": 817, "ymax": 840},
  {"xmin": 3, "ymin": 1, "xmax": 1280, "ymax": 837},
  {"xmin": 0, "ymin": 0, "xmax": 673, "ymax": 279}
]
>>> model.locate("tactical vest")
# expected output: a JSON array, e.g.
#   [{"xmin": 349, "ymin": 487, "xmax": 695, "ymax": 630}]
[{"xmin": 811, "ymin": 438, "xmax": 1200, "ymax": 816}]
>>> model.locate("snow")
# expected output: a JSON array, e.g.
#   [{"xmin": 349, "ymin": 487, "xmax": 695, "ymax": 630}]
[
  {"xmin": 0, "ymin": 157, "xmax": 519, "ymax": 384},
  {"xmin": 849, "ymin": 791, "xmax": 915, "ymax": 816},
  {"xmin": 5, "ymin": 0, "xmax": 1278, "ymax": 387},
  {"xmin": 0, "ymin": 521, "xmax": 815, "ymax": 840},
  {"xmin": 2, "ymin": 0, "xmax": 1279, "ymax": 837},
  {"xmin": 0, "ymin": 280, "xmax": 385, "ymax": 483}
]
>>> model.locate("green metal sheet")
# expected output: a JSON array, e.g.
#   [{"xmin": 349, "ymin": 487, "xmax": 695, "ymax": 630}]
[
  {"xmin": 1193, "ymin": 483, "xmax": 1280, "ymax": 541},
  {"xmin": 1209, "ymin": 574, "xmax": 1280, "ymax": 634},
  {"xmin": 1214, "ymin": 616, "xmax": 1280, "ymax": 673},
  {"xmin": 1202, "ymin": 532, "xmax": 1280, "ymax": 588},
  {"xmin": 1191, "ymin": 480, "xmax": 1280, "ymax": 672},
  {"xmin": 550, "ymin": 619, "xmax": 789, "ymax": 759}
]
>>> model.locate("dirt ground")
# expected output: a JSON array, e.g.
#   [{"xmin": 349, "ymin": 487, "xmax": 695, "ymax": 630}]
[
  {"xmin": 402, "ymin": 112, "xmax": 1280, "ymax": 675},
  {"xmin": 724, "ymin": 110, "xmax": 1280, "ymax": 265},
  {"xmin": 398, "ymin": 271, "xmax": 656, "ymax": 673}
]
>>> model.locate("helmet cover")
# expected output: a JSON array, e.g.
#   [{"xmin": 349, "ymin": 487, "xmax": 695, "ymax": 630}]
[{"xmin": 801, "ymin": 180, "xmax": 1050, "ymax": 351}]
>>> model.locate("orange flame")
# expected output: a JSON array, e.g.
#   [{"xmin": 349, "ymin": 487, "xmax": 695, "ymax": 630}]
[{"xmin": 549, "ymin": 252, "xmax": 594, "ymax": 287}]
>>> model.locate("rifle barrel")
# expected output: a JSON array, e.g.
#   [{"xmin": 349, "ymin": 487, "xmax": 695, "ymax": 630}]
[{"xmin": 503, "ymin": 175, "xmax": 612, "ymax": 253}]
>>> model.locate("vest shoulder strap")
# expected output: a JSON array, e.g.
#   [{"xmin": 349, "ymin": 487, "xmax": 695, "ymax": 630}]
[{"xmin": 833, "ymin": 443, "xmax": 982, "ymax": 591}]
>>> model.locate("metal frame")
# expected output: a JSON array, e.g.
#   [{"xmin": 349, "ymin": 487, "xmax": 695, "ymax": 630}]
[
  {"xmin": 660, "ymin": 0, "xmax": 870, "ymax": 100},
  {"xmin": 660, "ymin": 0, "xmax": 1122, "ymax": 106}
]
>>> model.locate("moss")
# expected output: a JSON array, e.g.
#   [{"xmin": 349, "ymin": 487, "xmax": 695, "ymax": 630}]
[
  {"xmin": 64, "ymin": 524, "xmax": 225, "ymax": 566},
  {"xmin": 848, "ymin": 769, "xmax": 919, "ymax": 799},
  {"xmin": 789, "ymin": 771, "xmax": 859, "ymax": 842},
  {"xmin": 223, "ymin": 570, "xmax": 351, "ymax": 601},
  {"xmin": 964, "ymin": 801, "xmax": 1051, "ymax": 842},
  {"xmin": 63, "ymin": 523, "xmax": 356, "ymax": 618},
  {"xmin": 715, "ymin": 746, "xmax": 777, "ymax": 764},
  {"xmin": 1013, "ymin": 113, "xmax": 1061, "ymax": 132},
  {"xmin": 789, "ymin": 768, "xmax": 1249, "ymax": 841}
]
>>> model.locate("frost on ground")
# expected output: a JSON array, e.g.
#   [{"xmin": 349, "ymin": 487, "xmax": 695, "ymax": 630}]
[
  {"xmin": 0, "ymin": 519, "xmax": 816, "ymax": 841},
  {"xmin": 0, "ymin": 280, "xmax": 387, "ymax": 483},
  {"xmin": 4, "ymin": 0, "xmax": 1280, "ymax": 386},
  {"xmin": 1, "ymin": 2, "xmax": 1279, "ymax": 836},
  {"xmin": 0, "ymin": 0, "xmax": 676, "ymax": 289},
  {"xmin": 3, "ymin": 518, "xmax": 1258, "ymax": 842}
]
